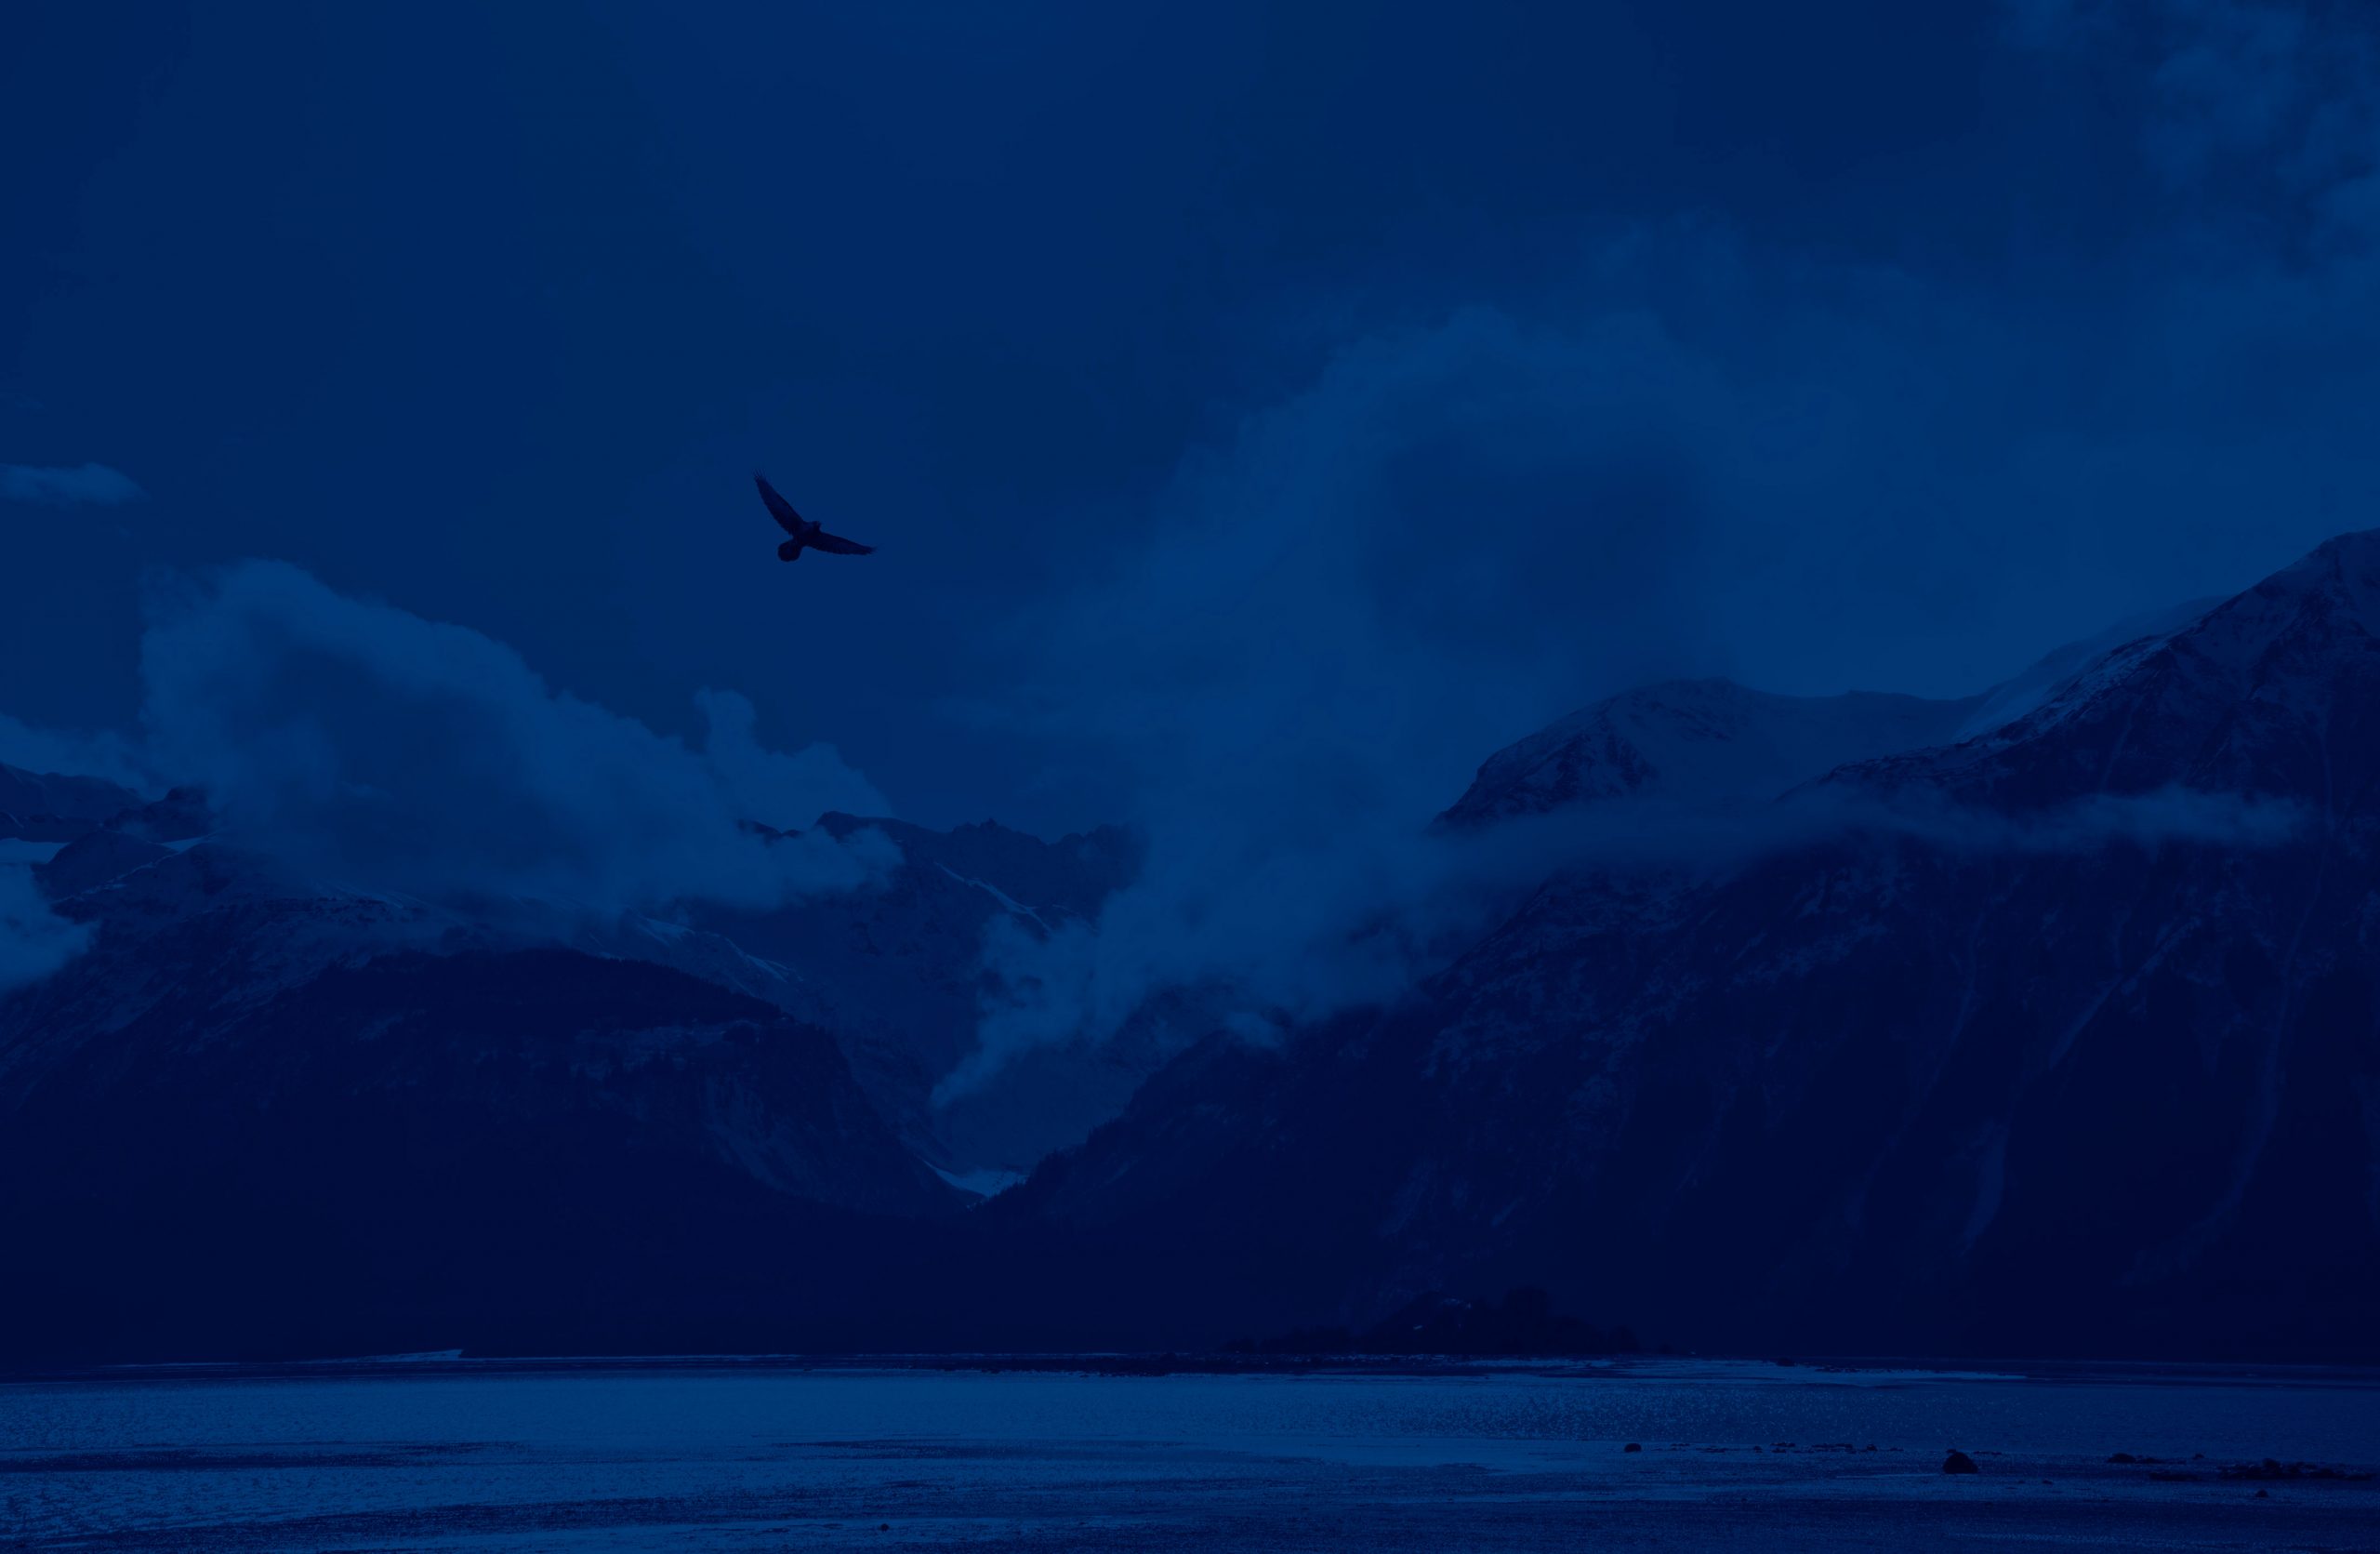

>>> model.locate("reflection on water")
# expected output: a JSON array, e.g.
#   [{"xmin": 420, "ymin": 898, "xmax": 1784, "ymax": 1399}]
[{"xmin": 3, "ymin": 1359, "xmax": 2375, "ymax": 1550}]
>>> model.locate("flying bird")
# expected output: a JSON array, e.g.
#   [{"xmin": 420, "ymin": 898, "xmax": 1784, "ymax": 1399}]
[{"xmin": 754, "ymin": 473, "xmax": 876, "ymax": 562}]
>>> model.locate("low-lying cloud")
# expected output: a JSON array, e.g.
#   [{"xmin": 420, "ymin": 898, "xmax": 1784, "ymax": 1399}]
[
  {"xmin": 1869, "ymin": 783, "xmax": 2311, "ymax": 855},
  {"xmin": 0, "ymin": 865, "xmax": 91, "ymax": 997},
  {"xmin": 0, "ymin": 713, "xmax": 148, "ymax": 793},
  {"xmin": 947, "ymin": 782, "xmax": 2308, "ymax": 1098},
  {"xmin": 697, "ymin": 686, "xmax": 891, "ymax": 829},
  {"xmin": 955, "ymin": 0, "xmax": 2379, "ymax": 1099},
  {"xmin": 137, "ymin": 559, "xmax": 892, "ymax": 912},
  {"xmin": 0, "ymin": 462, "xmax": 144, "ymax": 507}
]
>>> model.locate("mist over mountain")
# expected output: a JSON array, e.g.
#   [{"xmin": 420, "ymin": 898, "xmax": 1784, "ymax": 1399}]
[
  {"xmin": 136, "ymin": 560, "xmax": 894, "ymax": 912},
  {"xmin": 3, "ymin": 529, "xmax": 2376, "ymax": 1362},
  {"xmin": 997, "ymin": 531, "xmax": 2380, "ymax": 1359},
  {"xmin": 15, "ymin": 18, "xmax": 2380, "ymax": 1554}
]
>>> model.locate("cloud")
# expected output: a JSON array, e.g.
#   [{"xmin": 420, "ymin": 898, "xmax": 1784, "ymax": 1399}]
[
  {"xmin": 944, "ymin": 291, "xmax": 1760, "ymax": 1095},
  {"xmin": 984, "ymin": 296, "xmax": 1739, "ymax": 830},
  {"xmin": 695, "ymin": 687, "xmax": 890, "ymax": 827},
  {"xmin": 0, "ymin": 866, "xmax": 91, "ymax": 996},
  {"xmin": 1880, "ymin": 784, "xmax": 2311, "ymax": 854},
  {"xmin": 0, "ymin": 462, "xmax": 144, "ymax": 506},
  {"xmin": 945, "ymin": 781, "xmax": 2307, "ymax": 1097},
  {"xmin": 952, "ymin": 2, "xmax": 2380, "ymax": 1096},
  {"xmin": 2008, "ymin": 0, "xmax": 2380, "ymax": 244},
  {"xmin": 987, "ymin": 199, "xmax": 2380, "ymax": 843},
  {"xmin": 137, "ymin": 560, "xmax": 894, "ymax": 912},
  {"xmin": 954, "ymin": 222, "xmax": 2354, "ymax": 1089},
  {"xmin": 947, "ymin": 816, "xmax": 1492, "ymax": 1100},
  {"xmin": 0, "ymin": 712, "xmax": 149, "ymax": 792}
]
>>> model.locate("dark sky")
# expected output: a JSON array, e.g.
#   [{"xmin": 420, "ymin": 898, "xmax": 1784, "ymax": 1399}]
[{"xmin": 7, "ymin": 0, "xmax": 2379, "ymax": 836}]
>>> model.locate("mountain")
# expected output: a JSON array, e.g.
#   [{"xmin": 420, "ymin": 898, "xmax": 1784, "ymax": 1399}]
[
  {"xmin": 0, "ymin": 778, "xmax": 1159, "ymax": 1357},
  {"xmin": 691, "ymin": 813, "xmax": 1148, "ymax": 1188},
  {"xmin": 1439, "ymin": 680, "xmax": 1982, "ymax": 827},
  {"xmin": 0, "ymin": 872, "xmax": 968, "ymax": 1361},
  {"xmin": 0, "ymin": 762, "xmax": 143, "ymax": 844},
  {"xmin": 1437, "ymin": 593, "xmax": 2224, "ymax": 830},
  {"xmin": 1946, "ymin": 596, "xmax": 2217, "ymax": 744},
  {"xmin": 998, "ymin": 534, "xmax": 2380, "ymax": 1360},
  {"xmin": 0, "ymin": 817, "xmax": 974, "ymax": 1361},
  {"xmin": 8, "ymin": 534, "xmax": 2378, "ymax": 1364},
  {"xmin": 0, "ymin": 758, "xmax": 1245, "ymax": 1364},
  {"xmin": 12, "ymin": 786, "xmax": 1150, "ymax": 1182}
]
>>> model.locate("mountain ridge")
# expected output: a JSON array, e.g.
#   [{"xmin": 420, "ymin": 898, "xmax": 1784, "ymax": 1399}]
[
  {"xmin": 7, "ymin": 531, "xmax": 2379, "ymax": 1360},
  {"xmin": 990, "ymin": 528, "xmax": 2380, "ymax": 1359}
]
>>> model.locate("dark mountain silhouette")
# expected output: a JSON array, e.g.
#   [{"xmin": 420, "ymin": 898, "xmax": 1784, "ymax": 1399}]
[
  {"xmin": 1434, "ymin": 593, "xmax": 2216, "ymax": 830},
  {"xmin": 6, "ymin": 532, "xmax": 2380, "ymax": 1362},
  {"xmin": 0, "ymin": 942, "xmax": 962, "ymax": 1364},
  {"xmin": 0, "ymin": 761, "xmax": 144, "ymax": 843},
  {"xmin": 993, "ymin": 532, "xmax": 2380, "ymax": 1360},
  {"xmin": 11, "ymin": 791, "xmax": 1151, "ymax": 1179},
  {"xmin": 694, "ymin": 813, "xmax": 1158, "ymax": 1185},
  {"xmin": 1436, "ymin": 680, "xmax": 1983, "ymax": 829}
]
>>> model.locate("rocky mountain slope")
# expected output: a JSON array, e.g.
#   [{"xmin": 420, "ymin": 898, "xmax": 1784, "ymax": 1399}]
[
  {"xmin": 999, "ymin": 533, "xmax": 2380, "ymax": 1360},
  {"xmin": 0, "ymin": 785, "xmax": 1139, "ymax": 1357},
  {"xmin": 1438, "ymin": 680, "xmax": 1981, "ymax": 827},
  {"xmin": 694, "ymin": 814, "xmax": 1148, "ymax": 1186},
  {"xmin": 7, "ymin": 535, "xmax": 2377, "ymax": 1361},
  {"xmin": 6, "ymin": 778, "xmax": 1149, "ymax": 1162},
  {"xmin": 0, "ymin": 761, "xmax": 142, "ymax": 843},
  {"xmin": 0, "ymin": 933, "xmax": 964, "ymax": 1361},
  {"xmin": 1436, "ymin": 594, "xmax": 2220, "ymax": 830}
]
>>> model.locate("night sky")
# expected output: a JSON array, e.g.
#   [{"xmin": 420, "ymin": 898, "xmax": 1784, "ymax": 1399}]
[{"xmin": 7, "ymin": 0, "xmax": 2378, "ymax": 837}]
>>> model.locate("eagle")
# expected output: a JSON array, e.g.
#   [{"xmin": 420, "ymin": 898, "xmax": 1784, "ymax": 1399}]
[{"xmin": 754, "ymin": 473, "xmax": 876, "ymax": 562}]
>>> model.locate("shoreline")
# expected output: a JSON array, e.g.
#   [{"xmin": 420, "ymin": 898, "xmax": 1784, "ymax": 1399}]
[{"xmin": 14, "ymin": 1350, "xmax": 2380, "ymax": 1389}]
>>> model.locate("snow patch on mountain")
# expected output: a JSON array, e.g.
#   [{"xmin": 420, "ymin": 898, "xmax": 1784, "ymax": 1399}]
[
  {"xmin": 939, "ymin": 863, "xmax": 1051, "ymax": 929},
  {"xmin": 1952, "ymin": 597, "xmax": 2217, "ymax": 741},
  {"xmin": 1441, "ymin": 679, "xmax": 1985, "ymax": 828},
  {"xmin": 1008, "ymin": 527, "xmax": 2380, "ymax": 1360}
]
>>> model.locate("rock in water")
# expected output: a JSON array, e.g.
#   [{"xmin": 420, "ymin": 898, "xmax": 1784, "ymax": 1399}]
[{"xmin": 1944, "ymin": 1450, "xmax": 1980, "ymax": 1474}]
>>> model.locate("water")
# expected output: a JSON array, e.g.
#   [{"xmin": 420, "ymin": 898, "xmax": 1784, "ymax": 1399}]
[{"xmin": 4, "ymin": 1359, "xmax": 2374, "ymax": 1550}]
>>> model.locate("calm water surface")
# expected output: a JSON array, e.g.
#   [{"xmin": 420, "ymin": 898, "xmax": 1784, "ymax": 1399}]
[{"xmin": 4, "ymin": 1359, "xmax": 2375, "ymax": 1551}]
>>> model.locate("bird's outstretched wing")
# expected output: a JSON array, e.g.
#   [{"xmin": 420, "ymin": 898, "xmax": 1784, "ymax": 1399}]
[
  {"xmin": 754, "ymin": 472, "xmax": 805, "ymax": 538},
  {"xmin": 808, "ymin": 530, "xmax": 876, "ymax": 556}
]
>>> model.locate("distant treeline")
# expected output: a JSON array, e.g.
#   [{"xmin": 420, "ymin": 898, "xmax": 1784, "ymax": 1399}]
[{"xmin": 1224, "ymin": 1287, "xmax": 1641, "ymax": 1358}]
